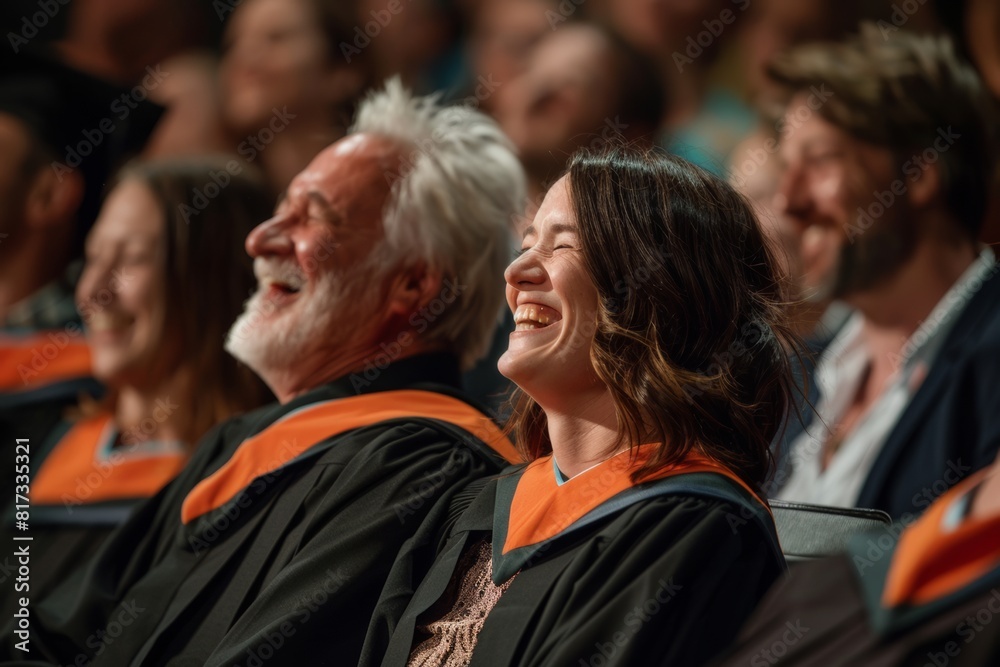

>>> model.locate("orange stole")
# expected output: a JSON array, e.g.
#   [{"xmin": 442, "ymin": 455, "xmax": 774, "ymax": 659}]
[
  {"xmin": 503, "ymin": 446, "xmax": 767, "ymax": 554},
  {"xmin": 0, "ymin": 333, "xmax": 91, "ymax": 393},
  {"xmin": 181, "ymin": 390, "xmax": 521, "ymax": 525},
  {"xmin": 882, "ymin": 470, "xmax": 1000, "ymax": 608},
  {"xmin": 31, "ymin": 414, "xmax": 189, "ymax": 505}
]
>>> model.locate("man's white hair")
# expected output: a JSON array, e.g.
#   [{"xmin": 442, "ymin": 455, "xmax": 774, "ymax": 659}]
[{"xmin": 351, "ymin": 78, "xmax": 526, "ymax": 369}]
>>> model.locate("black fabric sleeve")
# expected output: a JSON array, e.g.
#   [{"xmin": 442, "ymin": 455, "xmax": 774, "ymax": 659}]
[
  {"xmin": 506, "ymin": 495, "xmax": 785, "ymax": 667},
  {"xmin": 0, "ymin": 417, "xmax": 237, "ymax": 663},
  {"xmin": 202, "ymin": 423, "xmax": 502, "ymax": 667}
]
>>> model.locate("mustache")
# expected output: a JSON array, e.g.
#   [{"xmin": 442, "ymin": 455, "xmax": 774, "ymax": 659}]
[{"xmin": 253, "ymin": 257, "xmax": 306, "ymax": 291}]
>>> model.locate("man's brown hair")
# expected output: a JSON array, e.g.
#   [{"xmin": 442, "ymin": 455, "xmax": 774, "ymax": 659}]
[{"xmin": 767, "ymin": 23, "xmax": 998, "ymax": 237}]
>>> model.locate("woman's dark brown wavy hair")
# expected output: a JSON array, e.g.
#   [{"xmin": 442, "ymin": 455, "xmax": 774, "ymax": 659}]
[{"xmin": 507, "ymin": 146, "xmax": 799, "ymax": 490}]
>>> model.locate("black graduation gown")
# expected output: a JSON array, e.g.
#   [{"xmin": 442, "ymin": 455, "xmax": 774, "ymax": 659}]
[
  {"xmin": 364, "ymin": 455, "xmax": 786, "ymax": 667},
  {"xmin": 0, "ymin": 336, "xmax": 105, "ymax": 622},
  {"xmin": 0, "ymin": 415, "xmax": 187, "ymax": 623},
  {"xmin": 1, "ymin": 353, "xmax": 515, "ymax": 666},
  {"xmin": 712, "ymin": 473, "xmax": 1000, "ymax": 667}
]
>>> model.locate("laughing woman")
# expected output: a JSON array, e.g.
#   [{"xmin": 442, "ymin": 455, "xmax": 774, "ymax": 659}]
[
  {"xmin": 364, "ymin": 147, "xmax": 797, "ymax": 667},
  {"xmin": 19, "ymin": 159, "xmax": 273, "ymax": 602}
]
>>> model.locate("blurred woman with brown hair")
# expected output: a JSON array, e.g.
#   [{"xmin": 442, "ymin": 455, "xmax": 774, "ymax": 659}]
[
  {"xmin": 21, "ymin": 158, "xmax": 273, "ymax": 599},
  {"xmin": 364, "ymin": 146, "xmax": 798, "ymax": 667}
]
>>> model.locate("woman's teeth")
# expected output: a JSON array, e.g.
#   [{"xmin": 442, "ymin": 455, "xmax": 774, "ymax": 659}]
[{"xmin": 514, "ymin": 305, "xmax": 558, "ymax": 331}]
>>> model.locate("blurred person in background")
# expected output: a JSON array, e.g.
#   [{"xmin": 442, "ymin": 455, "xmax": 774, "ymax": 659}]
[
  {"xmin": 460, "ymin": 0, "xmax": 556, "ymax": 115},
  {"xmin": 932, "ymin": 0, "xmax": 1000, "ymax": 98},
  {"xmin": 0, "ymin": 52, "xmax": 161, "ymax": 333},
  {"xmin": 495, "ymin": 19, "xmax": 665, "ymax": 213},
  {"xmin": 466, "ymin": 19, "xmax": 665, "ymax": 412},
  {"xmin": 53, "ymin": 0, "xmax": 219, "ymax": 85},
  {"xmin": 0, "ymin": 51, "xmax": 161, "ymax": 452},
  {"xmin": 729, "ymin": 126, "xmax": 853, "ymax": 497},
  {"xmin": 356, "ymin": 0, "xmax": 465, "ymax": 93},
  {"xmin": 740, "ymin": 0, "xmax": 912, "ymax": 109},
  {"xmin": 143, "ymin": 51, "xmax": 233, "ymax": 158},
  {"xmin": 9, "ymin": 0, "xmax": 233, "ymax": 164},
  {"xmin": 455, "ymin": 0, "xmax": 562, "ymax": 415},
  {"xmin": 729, "ymin": 126, "xmax": 852, "ymax": 339},
  {"xmin": 768, "ymin": 26, "xmax": 1000, "ymax": 519},
  {"xmin": 2, "ymin": 158, "xmax": 274, "ymax": 610},
  {"xmin": 219, "ymin": 0, "xmax": 370, "ymax": 193},
  {"xmin": 590, "ymin": 0, "xmax": 755, "ymax": 174},
  {"xmin": 930, "ymin": 0, "xmax": 1000, "ymax": 245}
]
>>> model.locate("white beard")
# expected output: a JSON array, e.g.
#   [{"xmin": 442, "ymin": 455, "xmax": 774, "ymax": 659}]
[{"xmin": 225, "ymin": 256, "xmax": 380, "ymax": 387}]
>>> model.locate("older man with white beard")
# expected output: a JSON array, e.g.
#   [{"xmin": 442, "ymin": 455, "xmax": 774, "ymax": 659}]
[{"xmin": 5, "ymin": 81, "xmax": 525, "ymax": 667}]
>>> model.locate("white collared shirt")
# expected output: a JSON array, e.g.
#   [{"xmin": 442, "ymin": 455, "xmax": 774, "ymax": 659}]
[{"xmin": 777, "ymin": 247, "xmax": 997, "ymax": 508}]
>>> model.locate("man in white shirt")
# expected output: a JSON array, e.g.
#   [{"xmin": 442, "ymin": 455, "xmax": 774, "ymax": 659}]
[{"xmin": 767, "ymin": 25, "xmax": 1000, "ymax": 520}]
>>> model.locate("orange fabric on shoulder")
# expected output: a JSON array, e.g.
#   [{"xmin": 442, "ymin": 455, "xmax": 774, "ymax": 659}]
[
  {"xmin": 181, "ymin": 390, "xmax": 520, "ymax": 524},
  {"xmin": 0, "ymin": 333, "xmax": 92, "ymax": 393},
  {"xmin": 882, "ymin": 470, "xmax": 1000, "ymax": 608},
  {"xmin": 503, "ymin": 445, "xmax": 766, "ymax": 554},
  {"xmin": 31, "ymin": 414, "xmax": 189, "ymax": 505}
]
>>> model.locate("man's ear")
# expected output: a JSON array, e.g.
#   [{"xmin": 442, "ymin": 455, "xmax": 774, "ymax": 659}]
[
  {"xmin": 386, "ymin": 263, "xmax": 444, "ymax": 319},
  {"xmin": 23, "ymin": 164, "xmax": 84, "ymax": 231},
  {"xmin": 906, "ymin": 159, "xmax": 942, "ymax": 210}
]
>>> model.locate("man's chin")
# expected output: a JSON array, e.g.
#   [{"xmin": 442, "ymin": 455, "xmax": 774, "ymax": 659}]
[{"xmin": 224, "ymin": 309, "xmax": 284, "ymax": 372}]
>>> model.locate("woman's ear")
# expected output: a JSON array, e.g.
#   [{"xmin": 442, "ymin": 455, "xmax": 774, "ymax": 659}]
[{"xmin": 23, "ymin": 164, "xmax": 85, "ymax": 231}]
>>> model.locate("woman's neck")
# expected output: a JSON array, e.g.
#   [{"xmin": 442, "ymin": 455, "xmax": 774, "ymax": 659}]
[
  {"xmin": 113, "ymin": 369, "xmax": 193, "ymax": 446},
  {"xmin": 544, "ymin": 389, "xmax": 622, "ymax": 478}
]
